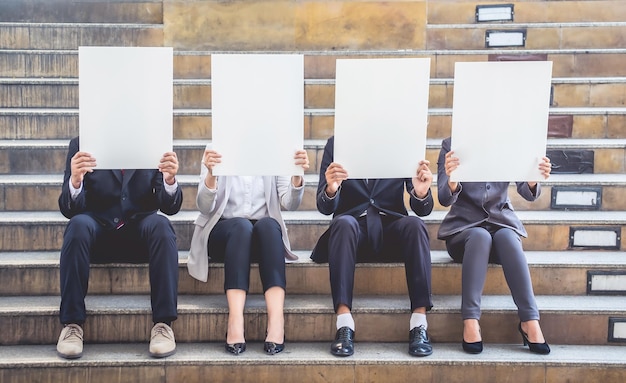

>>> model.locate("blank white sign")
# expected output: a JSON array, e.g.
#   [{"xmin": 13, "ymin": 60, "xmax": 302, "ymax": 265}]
[
  {"xmin": 334, "ymin": 58, "xmax": 431, "ymax": 179},
  {"xmin": 211, "ymin": 54, "xmax": 304, "ymax": 176},
  {"xmin": 79, "ymin": 46, "xmax": 173, "ymax": 169},
  {"xmin": 450, "ymin": 61, "xmax": 553, "ymax": 182}
]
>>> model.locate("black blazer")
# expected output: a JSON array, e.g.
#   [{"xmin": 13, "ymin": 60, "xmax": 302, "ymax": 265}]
[
  {"xmin": 58, "ymin": 137, "xmax": 183, "ymax": 230},
  {"xmin": 311, "ymin": 136, "xmax": 433, "ymax": 262}
]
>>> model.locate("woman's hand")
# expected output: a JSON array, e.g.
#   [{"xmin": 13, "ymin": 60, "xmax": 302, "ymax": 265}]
[
  {"xmin": 528, "ymin": 156, "xmax": 552, "ymax": 189},
  {"xmin": 202, "ymin": 149, "xmax": 222, "ymax": 189},
  {"xmin": 291, "ymin": 150, "xmax": 310, "ymax": 187}
]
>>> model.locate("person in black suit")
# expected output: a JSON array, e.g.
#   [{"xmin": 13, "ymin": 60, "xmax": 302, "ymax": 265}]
[
  {"xmin": 311, "ymin": 136, "xmax": 434, "ymax": 357},
  {"xmin": 437, "ymin": 136, "xmax": 551, "ymax": 355},
  {"xmin": 56, "ymin": 137, "xmax": 183, "ymax": 359}
]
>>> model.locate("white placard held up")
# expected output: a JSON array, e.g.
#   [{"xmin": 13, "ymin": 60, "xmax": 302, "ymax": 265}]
[
  {"xmin": 79, "ymin": 46, "xmax": 173, "ymax": 169},
  {"xmin": 450, "ymin": 61, "xmax": 553, "ymax": 182},
  {"xmin": 211, "ymin": 54, "xmax": 304, "ymax": 176},
  {"xmin": 334, "ymin": 58, "xmax": 431, "ymax": 179}
]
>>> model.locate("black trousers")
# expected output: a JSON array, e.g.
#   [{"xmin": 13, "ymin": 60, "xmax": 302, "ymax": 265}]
[
  {"xmin": 327, "ymin": 214, "xmax": 433, "ymax": 312},
  {"xmin": 208, "ymin": 217, "xmax": 286, "ymax": 293},
  {"xmin": 59, "ymin": 213, "xmax": 179, "ymax": 325}
]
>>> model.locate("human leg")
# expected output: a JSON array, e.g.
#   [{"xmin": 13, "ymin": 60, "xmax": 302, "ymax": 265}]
[
  {"xmin": 137, "ymin": 214, "xmax": 179, "ymax": 325},
  {"xmin": 209, "ymin": 218, "xmax": 254, "ymax": 353},
  {"xmin": 327, "ymin": 215, "xmax": 363, "ymax": 356},
  {"xmin": 446, "ymin": 227, "xmax": 492, "ymax": 346},
  {"xmin": 384, "ymin": 216, "xmax": 433, "ymax": 356},
  {"xmin": 251, "ymin": 217, "xmax": 287, "ymax": 352},
  {"xmin": 57, "ymin": 214, "xmax": 103, "ymax": 359},
  {"xmin": 492, "ymin": 229, "xmax": 548, "ymax": 352},
  {"xmin": 136, "ymin": 214, "xmax": 179, "ymax": 358}
]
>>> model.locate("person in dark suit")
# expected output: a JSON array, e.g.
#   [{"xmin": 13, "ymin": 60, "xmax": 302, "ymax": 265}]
[
  {"xmin": 56, "ymin": 137, "xmax": 183, "ymax": 359},
  {"xmin": 311, "ymin": 136, "xmax": 435, "ymax": 357},
  {"xmin": 437, "ymin": 136, "xmax": 551, "ymax": 355}
]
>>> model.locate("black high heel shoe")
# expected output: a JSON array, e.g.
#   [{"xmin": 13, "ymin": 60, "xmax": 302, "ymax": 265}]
[
  {"xmin": 462, "ymin": 339, "xmax": 483, "ymax": 354},
  {"xmin": 462, "ymin": 325, "xmax": 483, "ymax": 354},
  {"xmin": 225, "ymin": 333, "xmax": 246, "ymax": 355},
  {"xmin": 225, "ymin": 341, "xmax": 246, "ymax": 355},
  {"xmin": 518, "ymin": 322, "xmax": 550, "ymax": 355},
  {"xmin": 264, "ymin": 330, "xmax": 285, "ymax": 355},
  {"xmin": 264, "ymin": 341, "xmax": 285, "ymax": 355}
]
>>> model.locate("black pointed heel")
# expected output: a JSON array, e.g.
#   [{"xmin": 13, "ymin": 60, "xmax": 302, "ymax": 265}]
[
  {"xmin": 462, "ymin": 339, "xmax": 483, "ymax": 354},
  {"xmin": 518, "ymin": 322, "xmax": 550, "ymax": 355},
  {"xmin": 264, "ymin": 341, "xmax": 285, "ymax": 355},
  {"xmin": 225, "ymin": 332, "xmax": 246, "ymax": 355}
]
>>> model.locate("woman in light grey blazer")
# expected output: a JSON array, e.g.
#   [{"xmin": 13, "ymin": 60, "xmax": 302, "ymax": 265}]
[
  {"xmin": 188, "ymin": 145, "xmax": 309, "ymax": 355},
  {"xmin": 437, "ymin": 137, "xmax": 552, "ymax": 355}
]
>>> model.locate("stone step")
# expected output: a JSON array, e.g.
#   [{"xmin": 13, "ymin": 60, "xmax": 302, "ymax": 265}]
[
  {"xmin": 2, "ymin": 77, "xmax": 625, "ymax": 109},
  {"xmin": 0, "ymin": 0, "xmax": 163, "ymax": 24},
  {"xmin": 1, "ymin": 137, "xmax": 625, "ymax": 175},
  {"xmin": 1, "ymin": 342, "xmax": 625, "ymax": 383},
  {"xmin": 1, "ymin": 250, "xmax": 624, "ymax": 297},
  {"xmin": 1, "ymin": 209, "xmax": 624, "ymax": 252},
  {"xmin": 1, "ymin": 294, "xmax": 625, "ymax": 345},
  {"xmin": 426, "ymin": 22, "xmax": 626, "ymax": 50},
  {"xmin": 1, "ymin": 106, "xmax": 624, "ymax": 141},
  {"xmin": 3, "ymin": 173, "xmax": 626, "ymax": 212},
  {"xmin": 2, "ymin": 49, "xmax": 626, "ymax": 79},
  {"xmin": 428, "ymin": 1, "xmax": 626, "ymax": 24},
  {"xmin": 0, "ymin": 22, "xmax": 163, "ymax": 50}
]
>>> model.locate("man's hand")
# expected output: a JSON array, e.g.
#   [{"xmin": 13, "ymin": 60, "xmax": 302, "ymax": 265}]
[
  {"xmin": 412, "ymin": 160, "xmax": 433, "ymax": 198},
  {"xmin": 70, "ymin": 151, "xmax": 96, "ymax": 189},
  {"xmin": 159, "ymin": 151, "xmax": 179, "ymax": 185},
  {"xmin": 324, "ymin": 162, "xmax": 348, "ymax": 197}
]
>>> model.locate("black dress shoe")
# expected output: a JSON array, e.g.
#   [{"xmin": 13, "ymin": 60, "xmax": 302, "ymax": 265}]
[
  {"xmin": 331, "ymin": 326, "xmax": 354, "ymax": 357},
  {"xmin": 409, "ymin": 325, "xmax": 433, "ymax": 357},
  {"xmin": 518, "ymin": 322, "xmax": 550, "ymax": 355},
  {"xmin": 462, "ymin": 339, "xmax": 483, "ymax": 354},
  {"xmin": 225, "ymin": 342, "xmax": 246, "ymax": 355},
  {"xmin": 264, "ymin": 341, "xmax": 285, "ymax": 355}
]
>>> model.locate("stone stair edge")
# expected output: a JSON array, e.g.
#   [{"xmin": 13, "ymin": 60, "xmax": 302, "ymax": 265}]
[
  {"xmin": 2, "ymin": 137, "xmax": 626, "ymax": 149},
  {"xmin": 4, "ymin": 173, "xmax": 626, "ymax": 187},
  {"xmin": 427, "ymin": 21, "xmax": 626, "ymax": 29},
  {"xmin": 0, "ymin": 22, "xmax": 162, "ymax": 28},
  {"xmin": 1, "ymin": 342, "xmax": 625, "ymax": 368},
  {"xmin": 2, "ymin": 250, "xmax": 625, "ymax": 268},
  {"xmin": 2, "ymin": 209, "xmax": 626, "ymax": 225},
  {"xmin": 1, "ymin": 294, "xmax": 626, "ymax": 315},
  {"xmin": 5, "ymin": 20, "xmax": 626, "ymax": 28},
  {"xmin": 3, "ymin": 76, "xmax": 626, "ymax": 84},
  {"xmin": 1, "ymin": 107, "xmax": 625, "ymax": 116},
  {"xmin": 4, "ymin": 47, "xmax": 626, "ymax": 54}
]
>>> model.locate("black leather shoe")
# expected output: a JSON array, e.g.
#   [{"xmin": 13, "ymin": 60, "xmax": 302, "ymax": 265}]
[
  {"xmin": 462, "ymin": 339, "xmax": 483, "ymax": 354},
  {"xmin": 518, "ymin": 322, "xmax": 550, "ymax": 355},
  {"xmin": 409, "ymin": 325, "xmax": 433, "ymax": 357},
  {"xmin": 264, "ymin": 341, "xmax": 285, "ymax": 355},
  {"xmin": 331, "ymin": 326, "xmax": 354, "ymax": 357},
  {"xmin": 225, "ymin": 342, "xmax": 246, "ymax": 355}
]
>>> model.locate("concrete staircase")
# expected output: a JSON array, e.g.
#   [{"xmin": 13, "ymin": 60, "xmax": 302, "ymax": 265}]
[{"xmin": 1, "ymin": 0, "xmax": 626, "ymax": 382}]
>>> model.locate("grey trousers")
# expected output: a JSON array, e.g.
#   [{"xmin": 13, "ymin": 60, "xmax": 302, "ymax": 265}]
[{"xmin": 446, "ymin": 226, "xmax": 539, "ymax": 322}]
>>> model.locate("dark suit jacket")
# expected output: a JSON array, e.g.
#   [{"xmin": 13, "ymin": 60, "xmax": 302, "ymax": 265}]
[
  {"xmin": 58, "ymin": 137, "xmax": 183, "ymax": 230},
  {"xmin": 436, "ymin": 137, "xmax": 540, "ymax": 240},
  {"xmin": 311, "ymin": 136, "xmax": 433, "ymax": 262}
]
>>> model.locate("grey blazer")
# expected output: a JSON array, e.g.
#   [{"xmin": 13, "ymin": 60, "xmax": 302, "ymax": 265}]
[
  {"xmin": 187, "ymin": 145, "xmax": 303, "ymax": 282},
  {"xmin": 436, "ymin": 137, "xmax": 541, "ymax": 240}
]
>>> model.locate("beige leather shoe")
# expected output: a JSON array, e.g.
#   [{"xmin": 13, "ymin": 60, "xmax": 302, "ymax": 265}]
[
  {"xmin": 149, "ymin": 323, "xmax": 176, "ymax": 358},
  {"xmin": 56, "ymin": 324, "xmax": 83, "ymax": 359}
]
